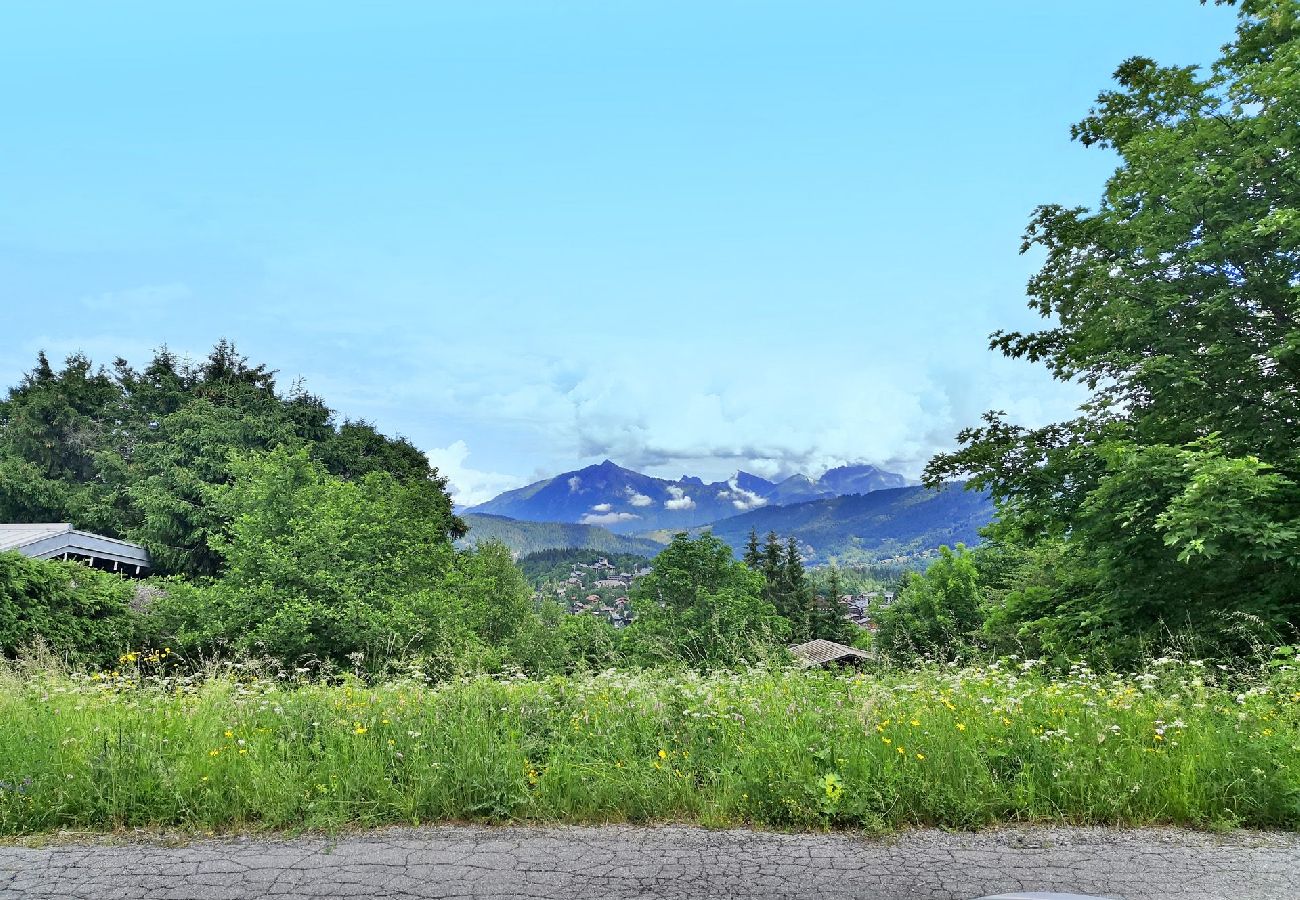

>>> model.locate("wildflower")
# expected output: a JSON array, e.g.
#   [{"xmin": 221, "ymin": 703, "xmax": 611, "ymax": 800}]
[
  {"xmin": 881, "ymin": 737, "xmax": 891, "ymax": 744},
  {"xmin": 897, "ymin": 746, "xmax": 905, "ymax": 754},
  {"xmin": 915, "ymin": 753, "xmax": 925, "ymax": 760},
  {"xmin": 224, "ymin": 730, "xmax": 233, "ymax": 738},
  {"xmin": 658, "ymin": 749, "xmax": 668, "ymax": 759},
  {"xmin": 910, "ymin": 719, "xmax": 921, "ymax": 727},
  {"xmin": 354, "ymin": 723, "xmax": 367, "ymax": 735},
  {"xmin": 956, "ymin": 723, "xmax": 966, "ymax": 732}
]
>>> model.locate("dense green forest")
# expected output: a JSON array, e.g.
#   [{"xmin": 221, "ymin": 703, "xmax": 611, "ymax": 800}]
[
  {"xmin": 0, "ymin": 340, "xmax": 462, "ymax": 577},
  {"xmin": 459, "ymin": 514, "xmax": 665, "ymax": 558}
]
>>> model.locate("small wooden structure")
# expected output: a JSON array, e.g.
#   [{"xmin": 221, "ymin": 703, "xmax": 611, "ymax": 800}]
[
  {"xmin": 788, "ymin": 638, "xmax": 871, "ymax": 668},
  {"xmin": 0, "ymin": 523, "xmax": 151, "ymax": 577}
]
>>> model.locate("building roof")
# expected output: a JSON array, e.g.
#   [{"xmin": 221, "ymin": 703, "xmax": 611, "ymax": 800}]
[
  {"xmin": 0, "ymin": 523, "xmax": 151, "ymax": 572},
  {"xmin": 788, "ymin": 639, "xmax": 872, "ymax": 667}
]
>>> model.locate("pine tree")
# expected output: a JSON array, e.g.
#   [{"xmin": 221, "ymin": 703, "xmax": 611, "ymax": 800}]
[
  {"xmin": 761, "ymin": 531, "xmax": 783, "ymax": 582},
  {"xmin": 810, "ymin": 565, "xmax": 851, "ymax": 642},
  {"xmin": 780, "ymin": 536, "xmax": 813, "ymax": 641},
  {"xmin": 743, "ymin": 529, "xmax": 762, "ymax": 569}
]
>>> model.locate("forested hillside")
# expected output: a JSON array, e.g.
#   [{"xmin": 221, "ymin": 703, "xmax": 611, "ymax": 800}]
[
  {"xmin": 459, "ymin": 513, "xmax": 665, "ymax": 557},
  {"xmin": 695, "ymin": 483, "xmax": 992, "ymax": 563}
]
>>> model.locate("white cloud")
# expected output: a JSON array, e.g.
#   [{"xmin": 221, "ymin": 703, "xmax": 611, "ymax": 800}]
[
  {"xmin": 725, "ymin": 478, "xmax": 768, "ymax": 511},
  {"xmin": 580, "ymin": 511, "xmax": 641, "ymax": 526},
  {"xmin": 568, "ymin": 475, "xmax": 582, "ymax": 492},
  {"xmin": 424, "ymin": 440, "xmax": 524, "ymax": 508},
  {"xmin": 664, "ymin": 485, "xmax": 696, "ymax": 511},
  {"xmin": 625, "ymin": 487, "xmax": 653, "ymax": 507},
  {"xmin": 591, "ymin": 503, "xmax": 612, "ymax": 513}
]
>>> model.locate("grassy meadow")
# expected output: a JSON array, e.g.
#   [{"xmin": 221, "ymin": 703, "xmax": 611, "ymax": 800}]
[{"xmin": 1, "ymin": 651, "xmax": 1297, "ymax": 836}]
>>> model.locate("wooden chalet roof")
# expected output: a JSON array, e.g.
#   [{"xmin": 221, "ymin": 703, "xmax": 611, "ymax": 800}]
[{"xmin": 788, "ymin": 639, "xmax": 872, "ymax": 667}]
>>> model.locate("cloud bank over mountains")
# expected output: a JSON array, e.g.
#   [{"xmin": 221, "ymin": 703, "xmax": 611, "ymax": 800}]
[{"xmin": 411, "ymin": 336, "xmax": 1084, "ymax": 507}]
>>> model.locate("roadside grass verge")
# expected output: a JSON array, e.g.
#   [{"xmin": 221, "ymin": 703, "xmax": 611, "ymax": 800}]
[{"xmin": 1, "ymin": 652, "xmax": 1297, "ymax": 835}]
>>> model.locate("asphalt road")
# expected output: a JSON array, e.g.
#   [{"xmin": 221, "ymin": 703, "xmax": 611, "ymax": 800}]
[{"xmin": 2, "ymin": 825, "xmax": 1296, "ymax": 900}]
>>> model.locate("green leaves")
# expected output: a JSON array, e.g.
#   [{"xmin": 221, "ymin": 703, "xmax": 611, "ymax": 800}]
[
  {"xmin": 628, "ymin": 532, "xmax": 787, "ymax": 665},
  {"xmin": 0, "ymin": 342, "xmax": 456, "ymax": 578},
  {"xmin": 926, "ymin": 1, "xmax": 1300, "ymax": 657}
]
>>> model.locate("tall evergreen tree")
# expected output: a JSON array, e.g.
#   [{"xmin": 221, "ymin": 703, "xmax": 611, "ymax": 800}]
[
  {"xmin": 780, "ymin": 536, "xmax": 813, "ymax": 640},
  {"xmin": 809, "ymin": 565, "xmax": 852, "ymax": 643},
  {"xmin": 743, "ymin": 529, "xmax": 762, "ymax": 569}
]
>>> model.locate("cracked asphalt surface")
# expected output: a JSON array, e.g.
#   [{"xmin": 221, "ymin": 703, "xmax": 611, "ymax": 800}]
[{"xmin": 2, "ymin": 825, "xmax": 1297, "ymax": 899}]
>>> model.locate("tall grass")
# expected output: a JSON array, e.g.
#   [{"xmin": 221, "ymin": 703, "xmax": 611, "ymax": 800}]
[{"xmin": 1, "ymin": 651, "xmax": 1297, "ymax": 835}]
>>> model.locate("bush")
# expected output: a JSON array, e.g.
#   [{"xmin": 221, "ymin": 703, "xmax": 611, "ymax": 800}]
[{"xmin": 0, "ymin": 552, "xmax": 138, "ymax": 665}]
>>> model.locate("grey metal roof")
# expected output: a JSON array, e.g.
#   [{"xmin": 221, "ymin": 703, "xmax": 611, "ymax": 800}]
[
  {"xmin": 0, "ymin": 523, "xmax": 74, "ymax": 552},
  {"xmin": 788, "ymin": 639, "xmax": 871, "ymax": 667},
  {"xmin": 0, "ymin": 523, "xmax": 150, "ymax": 570}
]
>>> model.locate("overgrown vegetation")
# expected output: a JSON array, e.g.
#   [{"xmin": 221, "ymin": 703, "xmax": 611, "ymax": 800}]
[{"xmin": 1, "ymin": 652, "xmax": 1295, "ymax": 835}]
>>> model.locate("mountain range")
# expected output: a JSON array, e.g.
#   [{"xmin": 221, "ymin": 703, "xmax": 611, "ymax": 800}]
[
  {"xmin": 458, "ymin": 460, "xmax": 993, "ymax": 564},
  {"xmin": 691, "ymin": 483, "xmax": 993, "ymax": 564},
  {"xmin": 466, "ymin": 459, "xmax": 910, "ymax": 534}
]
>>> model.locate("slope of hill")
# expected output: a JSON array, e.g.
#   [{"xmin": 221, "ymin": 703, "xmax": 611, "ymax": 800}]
[
  {"xmin": 697, "ymin": 483, "xmax": 993, "ymax": 564},
  {"xmin": 458, "ymin": 513, "xmax": 665, "ymax": 557},
  {"xmin": 467, "ymin": 460, "xmax": 912, "ymax": 534}
]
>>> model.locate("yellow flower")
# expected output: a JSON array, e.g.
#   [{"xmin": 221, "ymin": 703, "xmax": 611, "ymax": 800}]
[
  {"xmin": 915, "ymin": 753, "xmax": 925, "ymax": 760},
  {"xmin": 354, "ymin": 723, "xmax": 367, "ymax": 735},
  {"xmin": 910, "ymin": 719, "xmax": 921, "ymax": 727},
  {"xmin": 238, "ymin": 748, "xmax": 247, "ymax": 755},
  {"xmin": 658, "ymin": 749, "xmax": 668, "ymax": 759},
  {"xmin": 224, "ymin": 730, "xmax": 234, "ymax": 738},
  {"xmin": 208, "ymin": 749, "xmax": 220, "ymax": 757},
  {"xmin": 897, "ymin": 746, "xmax": 905, "ymax": 754},
  {"xmin": 881, "ymin": 737, "xmax": 891, "ymax": 744},
  {"xmin": 956, "ymin": 723, "xmax": 967, "ymax": 731},
  {"xmin": 1002, "ymin": 717, "xmax": 1012, "ymax": 726}
]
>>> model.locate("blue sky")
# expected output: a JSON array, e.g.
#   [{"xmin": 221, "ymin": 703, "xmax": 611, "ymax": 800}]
[{"xmin": 1, "ymin": 1, "xmax": 1238, "ymax": 504}]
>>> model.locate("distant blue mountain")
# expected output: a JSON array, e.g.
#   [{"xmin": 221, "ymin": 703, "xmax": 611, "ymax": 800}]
[
  {"xmin": 467, "ymin": 459, "xmax": 914, "ymax": 534},
  {"xmin": 696, "ymin": 483, "xmax": 994, "ymax": 564},
  {"xmin": 458, "ymin": 513, "xmax": 665, "ymax": 557}
]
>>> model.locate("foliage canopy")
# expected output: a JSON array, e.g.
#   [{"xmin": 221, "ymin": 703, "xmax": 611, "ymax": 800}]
[{"xmin": 926, "ymin": 0, "xmax": 1300, "ymax": 658}]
